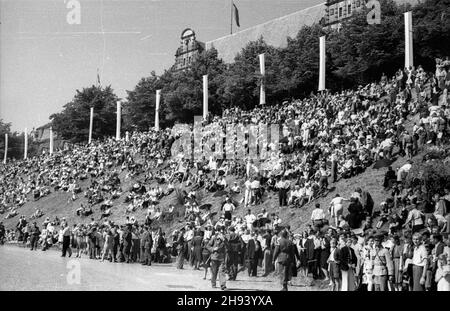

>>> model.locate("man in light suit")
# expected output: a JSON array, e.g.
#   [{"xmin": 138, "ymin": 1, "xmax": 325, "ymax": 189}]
[{"xmin": 371, "ymin": 234, "xmax": 394, "ymax": 291}]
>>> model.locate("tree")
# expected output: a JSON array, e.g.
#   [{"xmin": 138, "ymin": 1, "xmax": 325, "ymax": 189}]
[
  {"xmin": 124, "ymin": 71, "xmax": 162, "ymax": 132},
  {"xmin": 217, "ymin": 37, "xmax": 281, "ymax": 110},
  {"xmin": 162, "ymin": 47, "xmax": 227, "ymax": 125},
  {"xmin": 50, "ymin": 85, "xmax": 120, "ymax": 143},
  {"xmin": 277, "ymin": 24, "xmax": 328, "ymax": 98},
  {"xmin": 413, "ymin": 0, "xmax": 450, "ymax": 71},
  {"xmin": 406, "ymin": 158, "xmax": 450, "ymax": 198},
  {"xmin": 0, "ymin": 119, "xmax": 25, "ymax": 161},
  {"xmin": 327, "ymin": 0, "xmax": 405, "ymax": 87}
]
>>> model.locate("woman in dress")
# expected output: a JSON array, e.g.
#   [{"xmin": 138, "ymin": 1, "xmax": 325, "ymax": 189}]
[
  {"xmin": 390, "ymin": 235, "xmax": 404, "ymax": 291},
  {"xmin": 297, "ymin": 231, "xmax": 308, "ymax": 277},
  {"xmin": 192, "ymin": 230, "xmax": 203, "ymax": 270},
  {"xmin": 361, "ymin": 236, "xmax": 374, "ymax": 291},
  {"xmin": 320, "ymin": 234, "xmax": 331, "ymax": 281},
  {"xmin": 336, "ymin": 235, "xmax": 357, "ymax": 291},
  {"xmin": 201, "ymin": 237, "xmax": 211, "ymax": 279}
]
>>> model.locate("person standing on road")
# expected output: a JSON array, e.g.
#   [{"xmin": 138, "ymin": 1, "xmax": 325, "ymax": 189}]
[
  {"xmin": 61, "ymin": 223, "xmax": 72, "ymax": 257},
  {"xmin": 112, "ymin": 225, "xmax": 120, "ymax": 262},
  {"xmin": 273, "ymin": 229, "xmax": 295, "ymax": 291},
  {"xmin": 88, "ymin": 226, "xmax": 97, "ymax": 259},
  {"xmin": 226, "ymin": 227, "xmax": 241, "ymax": 280},
  {"xmin": 262, "ymin": 229, "xmax": 273, "ymax": 276},
  {"xmin": 30, "ymin": 222, "xmax": 40, "ymax": 251},
  {"xmin": 201, "ymin": 236, "xmax": 211, "ymax": 280},
  {"xmin": 207, "ymin": 228, "xmax": 227, "ymax": 290},
  {"xmin": 176, "ymin": 228, "xmax": 186, "ymax": 269},
  {"xmin": 192, "ymin": 230, "xmax": 203, "ymax": 270},
  {"xmin": 371, "ymin": 234, "xmax": 394, "ymax": 291},
  {"xmin": 123, "ymin": 224, "xmax": 133, "ymax": 263},
  {"xmin": 101, "ymin": 230, "xmax": 113, "ymax": 262},
  {"xmin": 141, "ymin": 226, "xmax": 153, "ymax": 266}
]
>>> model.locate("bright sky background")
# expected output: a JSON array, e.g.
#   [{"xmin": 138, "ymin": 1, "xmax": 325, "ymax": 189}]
[{"xmin": 0, "ymin": 0, "xmax": 322, "ymax": 132}]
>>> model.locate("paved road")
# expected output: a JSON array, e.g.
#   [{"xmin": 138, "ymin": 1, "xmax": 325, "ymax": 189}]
[{"xmin": 0, "ymin": 245, "xmax": 318, "ymax": 291}]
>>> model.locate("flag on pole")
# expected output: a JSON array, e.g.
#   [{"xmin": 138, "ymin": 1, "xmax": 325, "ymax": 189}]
[
  {"xmin": 233, "ymin": 1, "xmax": 240, "ymax": 27},
  {"xmin": 97, "ymin": 68, "xmax": 101, "ymax": 86}
]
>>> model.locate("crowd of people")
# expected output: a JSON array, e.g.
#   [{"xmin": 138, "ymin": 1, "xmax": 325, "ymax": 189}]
[{"xmin": 1, "ymin": 58, "xmax": 450, "ymax": 291}]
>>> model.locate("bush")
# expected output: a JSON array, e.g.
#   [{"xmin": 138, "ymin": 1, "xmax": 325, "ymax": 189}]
[{"xmin": 406, "ymin": 153, "xmax": 450, "ymax": 196}]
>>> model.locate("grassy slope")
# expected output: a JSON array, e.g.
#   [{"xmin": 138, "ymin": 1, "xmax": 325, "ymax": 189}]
[{"xmin": 3, "ymin": 116, "xmax": 420, "ymax": 234}]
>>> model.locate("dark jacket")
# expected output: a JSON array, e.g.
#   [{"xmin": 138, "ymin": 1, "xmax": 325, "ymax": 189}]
[
  {"xmin": 334, "ymin": 246, "xmax": 357, "ymax": 271},
  {"xmin": 273, "ymin": 237, "xmax": 295, "ymax": 266},
  {"xmin": 141, "ymin": 231, "xmax": 153, "ymax": 249},
  {"xmin": 227, "ymin": 232, "xmax": 241, "ymax": 254},
  {"xmin": 348, "ymin": 202, "xmax": 363, "ymax": 229},
  {"xmin": 157, "ymin": 236, "xmax": 166, "ymax": 249},
  {"xmin": 207, "ymin": 235, "xmax": 226, "ymax": 261},
  {"xmin": 31, "ymin": 226, "xmax": 41, "ymax": 237},
  {"xmin": 123, "ymin": 230, "xmax": 132, "ymax": 246},
  {"xmin": 246, "ymin": 238, "xmax": 257, "ymax": 259},
  {"xmin": 176, "ymin": 234, "xmax": 185, "ymax": 252}
]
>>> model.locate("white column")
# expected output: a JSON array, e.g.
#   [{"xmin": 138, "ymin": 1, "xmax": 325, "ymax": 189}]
[
  {"xmin": 318, "ymin": 36, "xmax": 326, "ymax": 91},
  {"xmin": 88, "ymin": 107, "xmax": 94, "ymax": 144},
  {"xmin": 259, "ymin": 53, "xmax": 266, "ymax": 105},
  {"xmin": 404, "ymin": 11, "xmax": 413, "ymax": 69},
  {"xmin": 125, "ymin": 131, "xmax": 130, "ymax": 142},
  {"xmin": 203, "ymin": 75, "xmax": 208, "ymax": 120},
  {"xmin": 49, "ymin": 127, "xmax": 54, "ymax": 155},
  {"xmin": 116, "ymin": 101, "xmax": 121, "ymax": 140},
  {"xmin": 155, "ymin": 89, "xmax": 161, "ymax": 131},
  {"xmin": 24, "ymin": 128, "xmax": 28, "ymax": 160},
  {"xmin": 3, "ymin": 134, "xmax": 7, "ymax": 164}
]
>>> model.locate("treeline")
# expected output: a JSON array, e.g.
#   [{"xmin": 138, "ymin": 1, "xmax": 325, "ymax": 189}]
[
  {"xmin": 0, "ymin": 119, "xmax": 37, "ymax": 161},
  {"xmin": 35, "ymin": 0, "xmax": 450, "ymax": 144}
]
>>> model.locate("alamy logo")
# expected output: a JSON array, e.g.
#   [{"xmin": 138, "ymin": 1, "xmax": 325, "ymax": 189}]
[
  {"xmin": 366, "ymin": 0, "xmax": 381, "ymax": 25},
  {"xmin": 65, "ymin": 0, "xmax": 81, "ymax": 25},
  {"xmin": 170, "ymin": 116, "xmax": 281, "ymax": 162},
  {"xmin": 66, "ymin": 259, "xmax": 81, "ymax": 285}
]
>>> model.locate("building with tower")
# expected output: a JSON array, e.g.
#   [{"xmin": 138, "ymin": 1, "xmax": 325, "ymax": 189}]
[{"xmin": 174, "ymin": 28, "xmax": 205, "ymax": 71}]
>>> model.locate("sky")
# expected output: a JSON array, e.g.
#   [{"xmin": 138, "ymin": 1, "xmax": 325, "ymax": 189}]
[{"xmin": 0, "ymin": 0, "xmax": 322, "ymax": 132}]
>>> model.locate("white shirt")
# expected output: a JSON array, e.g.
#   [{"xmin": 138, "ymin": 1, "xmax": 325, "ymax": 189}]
[
  {"xmin": 223, "ymin": 203, "xmax": 235, "ymax": 212},
  {"xmin": 412, "ymin": 245, "xmax": 428, "ymax": 266},
  {"xmin": 311, "ymin": 208, "xmax": 325, "ymax": 221},
  {"xmin": 245, "ymin": 214, "xmax": 256, "ymax": 225},
  {"xmin": 330, "ymin": 197, "xmax": 345, "ymax": 210},
  {"xmin": 397, "ymin": 163, "xmax": 412, "ymax": 181},
  {"xmin": 250, "ymin": 180, "xmax": 260, "ymax": 189}
]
